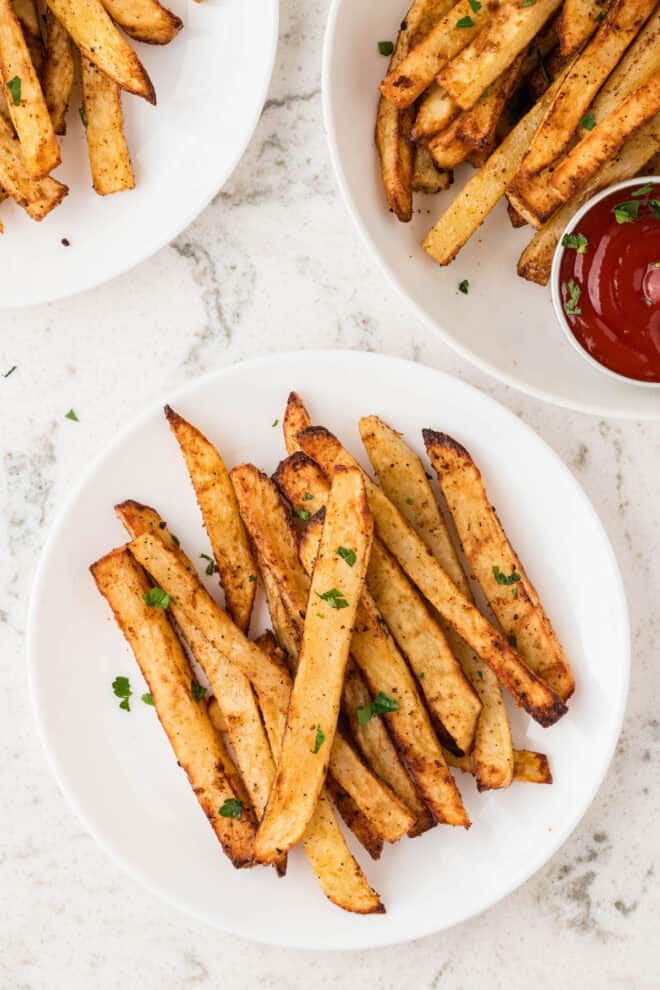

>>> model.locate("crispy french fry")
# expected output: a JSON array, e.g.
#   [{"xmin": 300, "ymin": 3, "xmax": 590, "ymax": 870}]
[
  {"xmin": 283, "ymin": 390, "xmax": 312, "ymax": 455},
  {"xmin": 42, "ymin": 13, "xmax": 74, "ymax": 135},
  {"xmin": 428, "ymin": 128, "xmax": 471, "ymax": 168},
  {"xmin": 438, "ymin": 0, "xmax": 562, "ymax": 110},
  {"xmin": 81, "ymin": 55, "xmax": 135, "ymax": 196},
  {"xmin": 0, "ymin": 115, "xmax": 67, "ymax": 219},
  {"xmin": 357, "ymin": 416, "xmax": 514, "ymax": 789},
  {"xmin": 324, "ymin": 777, "xmax": 383, "ymax": 860},
  {"xmin": 297, "ymin": 427, "xmax": 567, "ymax": 727},
  {"xmin": 48, "ymin": 0, "xmax": 156, "ymax": 102},
  {"xmin": 254, "ymin": 467, "xmax": 376, "ymax": 862},
  {"xmin": 165, "ymin": 407, "xmax": 257, "ymax": 634},
  {"xmin": 413, "ymin": 142, "xmax": 453, "ymax": 192},
  {"xmin": 517, "ymin": 0, "xmax": 657, "ymax": 176},
  {"xmin": 557, "ymin": 0, "xmax": 603, "ymax": 56},
  {"xmin": 91, "ymin": 547, "xmax": 257, "ymax": 868},
  {"xmin": 0, "ymin": 0, "xmax": 60, "ymax": 178},
  {"xmin": 411, "ymin": 83, "xmax": 459, "ymax": 141},
  {"xmin": 100, "ymin": 0, "xmax": 182, "ymax": 44},
  {"xmin": 445, "ymin": 747, "xmax": 552, "ymax": 783},
  {"xmin": 206, "ymin": 698, "xmax": 253, "ymax": 806},
  {"xmin": 380, "ymin": 0, "xmax": 495, "ymax": 109},
  {"xmin": 452, "ymin": 52, "xmax": 527, "ymax": 150},
  {"xmin": 423, "ymin": 431, "xmax": 575, "ymax": 701}
]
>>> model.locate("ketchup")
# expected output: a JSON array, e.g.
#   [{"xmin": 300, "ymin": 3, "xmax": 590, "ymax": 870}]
[{"xmin": 558, "ymin": 181, "xmax": 660, "ymax": 383}]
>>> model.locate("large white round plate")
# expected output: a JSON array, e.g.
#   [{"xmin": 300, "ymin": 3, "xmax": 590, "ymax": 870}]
[
  {"xmin": 28, "ymin": 351, "xmax": 629, "ymax": 949},
  {"xmin": 322, "ymin": 1, "xmax": 660, "ymax": 419},
  {"xmin": 1, "ymin": 0, "xmax": 278, "ymax": 308}
]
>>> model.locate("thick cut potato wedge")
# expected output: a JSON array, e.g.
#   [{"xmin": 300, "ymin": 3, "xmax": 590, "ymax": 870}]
[
  {"xmin": 43, "ymin": 13, "xmax": 74, "ymax": 135},
  {"xmin": 413, "ymin": 143, "xmax": 453, "ymax": 192},
  {"xmin": 358, "ymin": 415, "xmax": 514, "ymax": 789},
  {"xmin": 557, "ymin": 0, "xmax": 602, "ymax": 56},
  {"xmin": 423, "ymin": 60, "xmax": 573, "ymax": 263},
  {"xmin": 297, "ymin": 427, "xmax": 567, "ymax": 727},
  {"xmin": 0, "ymin": 115, "xmax": 67, "ymax": 219},
  {"xmin": 166, "ymin": 406, "xmax": 257, "ymax": 633},
  {"xmin": 81, "ymin": 56, "xmax": 135, "ymax": 196},
  {"xmin": 424, "ymin": 430, "xmax": 575, "ymax": 700},
  {"xmin": 0, "ymin": 0, "xmax": 60, "ymax": 178},
  {"xmin": 517, "ymin": 0, "xmax": 657, "ymax": 176},
  {"xmin": 438, "ymin": 0, "xmax": 562, "ymax": 110},
  {"xmin": 411, "ymin": 83, "xmax": 459, "ymax": 141},
  {"xmin": 100, "ymin": 0, "xmax": 182, "ymax": 44},
  {"xmin": 254, "ymin": 467, "xmax": 375, "ymax": 862},
  {"xmin": 48, "ymin": 0, "xmax": 156, "ymax": 103},
  {"xmin": 446, "ymin": 747, "xmax": 552, "ymax": 783},
  {"xmin": 283, "ymin": 390, "xmax": 312, "ymax": 455},
  {"xmin": 91, "ymin": 547, "xmax": 256, "ymax": 867},
  {"xmin": 549, "ymin": 75, "xmax": 660, "ymax": 201},
  {"xmin": 380, "ymin": 0, "xmax": 495, "ymax": 110}
]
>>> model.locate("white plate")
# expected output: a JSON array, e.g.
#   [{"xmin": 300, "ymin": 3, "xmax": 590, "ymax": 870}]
[
  {"xmin": 28, "ymin": 351, "xmax": 629, "ymax": 949},
  {"xmin": 322, "ymin": 0, "xmax": 660, "ymax": 419},
  {"xmin": 1, "ymin": 0, "xmax": 278, "ymax": 308}
]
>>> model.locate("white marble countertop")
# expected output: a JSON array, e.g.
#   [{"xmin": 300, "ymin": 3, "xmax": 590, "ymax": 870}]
[{"xmin": 1, "ymin": 0, "xmax": 658, "ymax": 985}]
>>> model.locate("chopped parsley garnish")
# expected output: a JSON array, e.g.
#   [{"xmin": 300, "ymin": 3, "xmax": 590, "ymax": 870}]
[
  {"xmin": 191, "ymin": 680, "xmax": 207, "ymax": 702},
  {"xmin": 3, "ymin": 365, "xmax": 16, "ymax": 378},
  {"xmin": 357, "ymin": 692, "xmax": 399, "ymax": 725},
  {"xmin": 312, "ymin": 724, "xmax": 325, "ymax": 753},
  {"xmin": 565, "ymin": 278, "xmax": 582, "ymax": 316},
  {"xmin": 112, "ymin": 675, "xmax": 132, "ymax": 711},
  {"xmin": 418, "ymin": 671, "xmax": 425, "ymax": 679},
  {"xmin": 492, "ymin": 565, "xmax": 521, "ymax": 585},
  {"xmin": 632, "ymin": 182, "xmax": 652, "ymax": 198},
  {"xmin": 337, "ymin": 546, "xmax": 356, "ymax": 566},
  {"xmin": 271, "ymin": 418, "xmax": 279, "ymax": 427},
  {"xmin": 458, "ymin": 278, "xmax": 470, "ymax": 294},
  {"xmin": 65, "ymin": 408, "xmax": 79, "ymax": 421},
  {"xmin": 612, "ymin": 199, "xmax": 640, "ymax": 224},
  {"xmin": 303, "ymin": 492, "xmax": 314, "ymax": 501},
  {"xmin": 219, "ymin": 797, "xmax": 243, "ymax": 819},
  {"xmin": 456, "ymin": 15, "xmax": 475, "ymax": 26},
  {"xmin": 406, "ymin": 497, "xmax": 414, "ymax": 505},
  {"xmin": 141, "ymin": 693, "xmax": 154, "ymax": 705},
  {"xmin": 143, "ymin": 586, "xmax": 172, "ymax": 609},
  {"xmin": 580, "ymin": 112, "xmax": 596, "ymax": 131},
  {"xmin": 200, "ymin": 552, "xmax": 217, "ymax": 576},
  {"xmin": 477, "ymin": 670, "xmax": 484, "ymax": 679},
  {"xmin": 649, "ymin": 200, "xmax": 660, "ymax": 219},
  {"xmin": 378, "ymin": 40, "xmax": 394, "ymax": 55},
  {"xmin": 594, "ymin": 8, "xmax": 606, "ymax": 19},
  {"xmin": 562, "ymin": 232, "xmax": 588, "ymax": 254},
  {"xmin": 509, "ymin": 633, "xmax": 518, "ymax": 649},
  {"xmin": 468, "ymin": 0, "xmax": 481, "ymax": 10},
  {"xmin": 293, "ymin": 506, "xmax": 311, "ymax": 520},
  {"xmin": 248, "ymin": 574, "xmax": 256, "ymax": 582},
  {"xmin": 316, "ymin": 587, "xmax": 349, "ymax": 609},
  {"xmin": 79, "ymin": 105, "xmax": 88, "ymax": 128},
  {"xmin": 7, "ymin": 76, "xmax": 21, "ymax": 106},
  {"xmin": 512, "ymin": 586, "xmax": 519, "ymax": 599},
  {"xmin": 520, "ymin": 0, "xmax": 536, "ymax": 6}
]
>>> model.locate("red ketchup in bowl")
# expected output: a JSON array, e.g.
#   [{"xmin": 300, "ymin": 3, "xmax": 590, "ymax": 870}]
[{"xmin": 558, "ymin": 180, "xmax": 660, "ymax": 383}]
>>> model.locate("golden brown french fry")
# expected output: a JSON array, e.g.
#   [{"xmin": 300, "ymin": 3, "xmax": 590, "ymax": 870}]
[
  {"xmin": 0, "ymin": 115, "xmax": 67, "ymax": 219},
  {"xmin": 81, "ymin": 55, "xmax": 135, "ymax": 196},
  {"xmin": 413, "ymin": 143, "xmax": 453, "ymax": 191},
  {"xmin": 100, "ymin": 0, "xmax": 182, "ymax": 44},
  {"xmin": 48, "ymin": 0, "xmax": 156, "ymax": 103},
  {"xmin": 13, "ymin": 0, "xmax": 40, "ymax": 39},
  {"xmin": 423, "ymin": 431, "xmax": 575, "ymax": 700},
  {"xmin": 446, "ymin": 747, "xmax": 552, "ymax": 783},
  {"xmin": 423, "ymin": 60, "xmax": 573, "ymax": 263},
  {"xmin": 380, "ymin": 0, "xmax": 494, "ymax": 109},
  {"xmin": 438, "ymin": 0, "xmax": 562, "ymax": 110},
  {"xmin": 452, "ymin": 52, "xmax": 527, "ymax": 150},
  {"xmin": 557, "ymin": 0, "xmax": 602, "ymax": 56},
  {"xmin": 517, "ymin": 0, "xmax": 657, "ymax": 176},
  {"xmin": 91, "ymin": 547, "xmax": 257, "ymax": 868},
  {"xmin": 0, "ymin": 0, "xmax": 60, "ymax": 178},
  {"xmin": 165, "ymin": 406, "xmax": 257, "ymax": 634},
  {"xmin": 428, "ymin": 128, "xmax": 471, "ymax": 168},
  {"xmin": 42, "ymin": 13, "xmax": 74, "ymax": 135},
  {"xmin": 207, "ymin": 698, "xmax": 253, "ymax": 807},
  {"xmin": 324, "ymin": 778, "xmax": 383, "ymax": 860},
  {"xmin": 283, "ymin": 390, "xmax": 312, "ymax": 455},
  {"xmin": 411, "ymin": 83, "xmax": 459, "ymax": 141},
  {"xmin": 357, "ymin": 416, "xmax": 514, "ymax": 790},
  {"xmin": 254, "ymin": 467, "xmax": 376, "ymax": 862},
  {"xmin": 297, "ymin": 427, "xmax": 567, "ymax": 727}
]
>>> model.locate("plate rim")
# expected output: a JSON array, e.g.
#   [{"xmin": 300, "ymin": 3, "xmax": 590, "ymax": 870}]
[
  {"xmin": 320, "ymin": 0, "xmax": 660, "ymax": 421},
  {"xmin": 3, "ymin": 0, "xmax": 279, "ymax": 310},
  {"xmin": 26, "ymin": 349, "xmax": 631, "ymax": 949}
]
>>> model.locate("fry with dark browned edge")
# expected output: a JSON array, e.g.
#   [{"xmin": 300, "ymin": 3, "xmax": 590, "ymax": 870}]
[
  {"xmin": 43, "ymin": 13, "xmax": 74, "ymax": 135},
  {"xmin": 100, "ymin": 0, "xmax": 182, "ymax": 44},
  {"xmin": 81, "ymin": 55, "xmax": 135, "ymax": 196}
]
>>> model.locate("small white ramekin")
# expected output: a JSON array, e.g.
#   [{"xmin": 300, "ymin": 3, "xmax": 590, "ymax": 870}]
[{"xmin": 550, "ymin": 174, "xmax": 660, "ymax": 389}]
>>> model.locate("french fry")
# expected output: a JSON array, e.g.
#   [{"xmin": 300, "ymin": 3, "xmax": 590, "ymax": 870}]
[
  {"xmin": 91, "ymin": 547, "xmax": 257, "ymax": 868},
  {"xmin": 380, "ymin": 0, "xmax": 495, "ymax": 110},
  {"xmin": 517, "ymin": 118, "xmax": 660, "ymax": 283},
  {"xmin": 357, "ymin": 416, "xmax": 514, "ymax": 789},
  {"xmin": 48, "ymin": 0, "xmax": 156, "ymax": 103},
  {"xmin": 100, "ymin": 0, "xmax": 182, "ymax": 44},
  {"xmin": 557, "ymin": 0, "xmax": 603, "ymax": 56},
  {"xmin": 411, "ymin": 83, "xmax": 459, "ymax": 141},
  {"xmin": 254, "ymin": 467, "xmax": 376, "ymax": 862},
  {"xmin": 517, "ymin": 0, "xmax": 657, "ymax": 176},
  {"xmin": 438, "ymin": 0, "xmax": 562, "ymax": 110},
  {"xmin": 549, "ymin": 74, "xmax": 660, "ymax": 201},
  {"xmin": 452, "ymin": 52, "xmax": 527, "ymax": 150},
  {"xmin": 0, "ymin": 115, "xmax": 67, "ymax": 219},
  {"xmin": 165, "ymin": 407, "xmax": 257, "ymax": 634},
  {"xmin": 206, "ymin": 698, "xmax": 253, "ymax": 807},
  {"xmin": 81, "ymin": 55, "xmax": 135, "ymax": 196},
  {"xmin": 446, "ymin": 747, "xmax": 552, "ymax": 784},
  {"xmin": 0, "ymin": 0, "xmax": 61, "ymax": 178},
  {"xmin": 297, "ymin": 427, "xmax": 567, "ymax": 727},
  {"xmin": 428, "ymin": 128, "xmax": 471, "ymax": 168},
  {"xmin": 283, "ymin": 390, "xmax": 312, "ymax": 455},
  {"xmin": 413, "ymin": 143, "xmax": 453, "ymax": 192},
  {"xmin": 42, "ymin": 13, "xmax": 74, "ymax": 135}
]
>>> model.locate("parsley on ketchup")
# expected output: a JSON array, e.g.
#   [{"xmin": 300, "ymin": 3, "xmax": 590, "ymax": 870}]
[{"xmin": 559, "ymin": 181, "xmax": 660, "ymax": 383}]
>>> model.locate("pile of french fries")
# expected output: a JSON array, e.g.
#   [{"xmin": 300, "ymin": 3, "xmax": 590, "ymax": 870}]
[
  {"xmin": 91, "ymin": 392, "xmax": 575, "ymax": 914},
  {"xmin": 0, "ymin": 0, "xmax": 182, "ymax": 231},
  {"xmin": 376, "ymin": 0, "xmax": 660, "ymax": 284}
]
